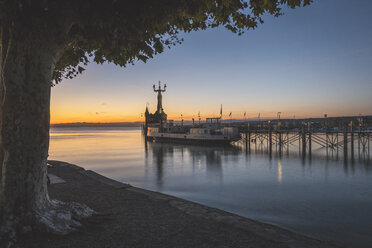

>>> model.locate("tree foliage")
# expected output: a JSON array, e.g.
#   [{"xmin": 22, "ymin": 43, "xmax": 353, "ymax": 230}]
[{"xmin": 0, "ymin": 0, "xmax": 311, "ymax": 85}]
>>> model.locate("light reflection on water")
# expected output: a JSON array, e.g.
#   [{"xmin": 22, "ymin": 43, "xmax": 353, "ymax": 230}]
[{"xmin": 49, "ymin": 127, "xmax": 372, "ymax": 248}]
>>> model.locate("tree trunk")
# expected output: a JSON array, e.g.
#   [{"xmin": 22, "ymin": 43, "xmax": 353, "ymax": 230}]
[{"xmin": 0, "ymin": 24, "xmax": 92, "ymax": 245}]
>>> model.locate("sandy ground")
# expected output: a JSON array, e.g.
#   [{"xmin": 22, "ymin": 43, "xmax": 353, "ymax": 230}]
[{"xmin": 19, "ymin": 160, "xmax": 341, "ymax": 248}]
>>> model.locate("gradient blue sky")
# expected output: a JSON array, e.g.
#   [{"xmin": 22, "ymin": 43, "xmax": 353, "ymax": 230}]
[{"xmin": 51, "ymin": 0, "xmax": 372, "ymax": 123}]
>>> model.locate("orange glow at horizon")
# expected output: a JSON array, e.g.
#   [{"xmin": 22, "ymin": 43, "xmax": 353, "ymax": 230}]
[
  {"xmin": 50, "ymin": 108, "xmax": 367, "ymax": 124},
  {"xmin": 50, "ymin": 109, "xmax": 141, "ymax": 124}
]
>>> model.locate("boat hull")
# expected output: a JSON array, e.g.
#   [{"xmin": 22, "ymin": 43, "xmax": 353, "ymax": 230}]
[{"xmin": 147, "ymin": 133, "xmax": 240, "ymax": 145}]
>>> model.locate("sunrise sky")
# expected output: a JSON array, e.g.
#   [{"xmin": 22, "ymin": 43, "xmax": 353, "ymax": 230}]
[{"xmin": 50, "ymin": 0, "xmax": 372, "ymax": 124}]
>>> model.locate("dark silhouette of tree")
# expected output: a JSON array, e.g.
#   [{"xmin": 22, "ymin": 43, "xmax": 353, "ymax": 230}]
[{"xmin": 0, "ymin": 0, "xmax": 310, "ymax": 245}]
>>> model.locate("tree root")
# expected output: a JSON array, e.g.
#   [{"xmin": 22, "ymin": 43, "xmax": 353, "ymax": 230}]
[
  {"xmin": 36, "ymin": 199, "xmax": 95, "ymax": 235},
  {"xmin": 1, "ymin": 199, "xmax": 94, "ymax": 247}
]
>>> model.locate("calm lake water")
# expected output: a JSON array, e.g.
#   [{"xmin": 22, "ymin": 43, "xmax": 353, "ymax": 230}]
[{"xmin": 49, "ymin": 127, "xmax": 372, "ymax": 248}]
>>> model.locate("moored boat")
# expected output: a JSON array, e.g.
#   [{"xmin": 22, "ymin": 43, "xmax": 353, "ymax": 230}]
[{"xmin": 147, "ymin": 118, "xmax": 240, "ymax": 144}]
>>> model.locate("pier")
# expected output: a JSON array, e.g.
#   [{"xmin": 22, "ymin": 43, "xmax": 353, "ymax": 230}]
[{"xmin": 237, "ymin": 121, "xmax": 371, "ymax": 159}]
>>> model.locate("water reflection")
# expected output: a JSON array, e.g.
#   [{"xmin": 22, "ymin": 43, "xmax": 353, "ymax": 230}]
[
  {"xmin": 277, "ymin": 159, "xmax": 282, "ymax": 183},
  {"xmin": 146, "ymin": 141, "xmax": 241, "ymax": 187}
]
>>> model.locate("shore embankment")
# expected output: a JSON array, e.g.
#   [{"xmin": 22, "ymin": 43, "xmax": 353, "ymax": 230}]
[{"xmin": 22, "ymin": 160, "xmax": 341, "ymax": 248}]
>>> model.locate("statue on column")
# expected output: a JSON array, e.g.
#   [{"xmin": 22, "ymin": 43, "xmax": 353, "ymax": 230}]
[
  {"xmin": 145, "ymin": 81, "xmax": 168, "ymax": 126},
  {"xmin": 153, "ymin": 81, "xmax": 166, "ymax": 114}
]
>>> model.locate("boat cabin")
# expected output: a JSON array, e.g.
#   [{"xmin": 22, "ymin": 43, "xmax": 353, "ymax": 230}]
[{"xmin": 190, "ymin": 128, "xmax": 210, "ymax": 135}]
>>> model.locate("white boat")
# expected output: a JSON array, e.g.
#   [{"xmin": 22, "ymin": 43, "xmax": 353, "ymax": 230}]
[{"xmin": 147, "ymin": 118, "xmax": 241, "ymax": 145}]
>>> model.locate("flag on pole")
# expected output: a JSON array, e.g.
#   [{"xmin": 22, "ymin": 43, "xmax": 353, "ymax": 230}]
[
  {"xmin": 244, "ymin": 112, "xmax": 246, "ymax": 117},
  {"xmin": 229, "ymin": 112, "xmax": 232, "ymax": 117},
  {"xmin": 220, "ymin": 104, "xmax": 223, "ymax": 116}
]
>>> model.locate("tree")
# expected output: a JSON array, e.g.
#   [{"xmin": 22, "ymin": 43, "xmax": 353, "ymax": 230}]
[{"xmin": 0, "ymin": 0, "xmax": 310, "ymax": 244}]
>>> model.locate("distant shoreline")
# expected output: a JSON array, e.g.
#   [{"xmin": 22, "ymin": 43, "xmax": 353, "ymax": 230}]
[{"xmin": 51, "ymin": 114, "xmax": 372, "ymax": 128}]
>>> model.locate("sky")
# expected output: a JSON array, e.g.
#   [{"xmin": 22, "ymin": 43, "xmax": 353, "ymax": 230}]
[{"xmin": 50, "ymin": 0, "xmax": 372, "ymax": 124}]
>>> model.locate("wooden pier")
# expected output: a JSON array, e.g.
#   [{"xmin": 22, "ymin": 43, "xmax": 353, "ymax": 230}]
[{"xmin": 238, "ymin": 122, "xmax": 371, "ymax": 159}]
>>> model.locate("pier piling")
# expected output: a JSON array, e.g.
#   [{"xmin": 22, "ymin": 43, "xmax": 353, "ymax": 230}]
[
  {"xmin": 344, "ymin": 125, "xmax": 348, "ymax": 158},
  {"xmin": 350, "ymin": 122, "xmax": 354, "ymax": 159},
  {"xmin": 301, "ymin": 124, "xmax": 306, "ymax": 155},
  {"xmin": 269, "ymin": 123, "xmax": 272, "ymax": 154},
  {"xmin": 308, "ymin": 122, "xmax": 312, "ymax": 155}
]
